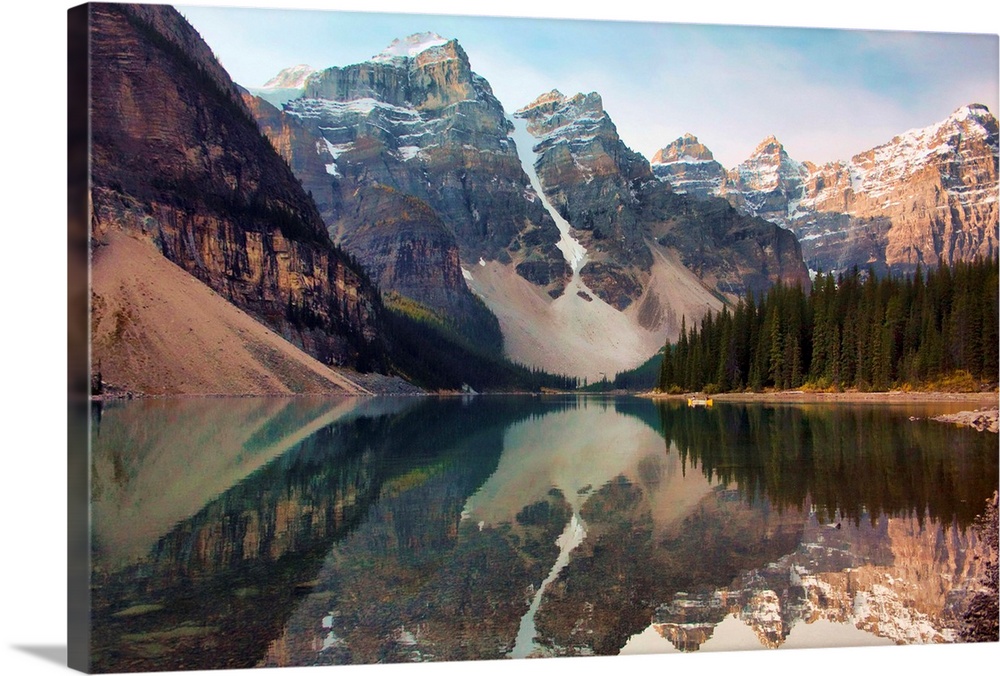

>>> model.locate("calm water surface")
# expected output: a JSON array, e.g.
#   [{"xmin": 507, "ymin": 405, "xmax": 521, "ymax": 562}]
[{"xmin": 88, "ymin": 396, "xmax": 998, "ymax": 671}]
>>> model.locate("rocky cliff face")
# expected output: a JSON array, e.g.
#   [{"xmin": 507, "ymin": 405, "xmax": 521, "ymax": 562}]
[
  {"xmin": 719, "ymin": 135, "xmax": 811, "ymax": 228},
  {"xmin": 246, "ymin": 48, "xmax": 806, "ymax": 379},
  {"xmin": 644, "ymin": 189, "xmax": 811, "ymax": 297},
  {"xmin": 334, "ymin": 183, "xmax": 504, "ymax": 351},
  {"xmin": 650, "ymin": 510, "xmax": 990, "ymax": 651},
  {"xmin": 515, "ymin": 90, "xmax": 809, "ymax": 309},
  {"xmin": 650, "ymin": 133, "xmax": 726, "ymax": 199},
  {"xmin": 247, "ymin": 34, "xmax": 566, "ymax": 348},
  {"xmin": 794, "ymin": 104, "xmax": 999, "ymax": 273},
  {"xmin": 655, "ymin": 105, "xmax": 999, "ymax": 274},
  {"xmin": 88, "ymin": 3, "xmax": 385, "ymax": 379},
  {"xmin": 515, "ymin": 91, "xmax": 654, "ymax": 270}
]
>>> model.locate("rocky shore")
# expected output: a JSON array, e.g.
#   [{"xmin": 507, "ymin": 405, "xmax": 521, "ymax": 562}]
[{"xmin": 931, "ymin": 408, "xmax": 999, "ymax": 433}]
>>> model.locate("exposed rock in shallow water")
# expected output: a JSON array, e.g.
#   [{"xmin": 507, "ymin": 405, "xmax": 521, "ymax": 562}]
[{"xmin": 931, "ymin": 408, "xmax": 999, "ymax": 433}]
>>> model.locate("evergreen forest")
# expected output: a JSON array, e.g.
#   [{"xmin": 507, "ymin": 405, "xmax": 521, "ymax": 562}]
[{"xmin": 657, "ymin": 258, "xmax": 999, "ymax": 393}]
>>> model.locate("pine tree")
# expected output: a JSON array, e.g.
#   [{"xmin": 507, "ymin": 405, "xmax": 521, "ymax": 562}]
[
  {"xmin": 766, "ymin": 300, "xmax": 784, "ymax": 388},
  {"xmin": 658, "ymin": 342, "xmax": 673, "ymax": 391}
]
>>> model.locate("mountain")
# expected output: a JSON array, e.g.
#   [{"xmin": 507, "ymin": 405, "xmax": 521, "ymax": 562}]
[
  {"xmin": 649, "ymin": 509, "xmax": 989, "ymax": 650},
  {"xmin": 501, "ymin": 89, "xmax": 808, "ymax": 378},
  {"xmin": 87, "ymin": 3, "xmax": 387, "ymax": 394},
  {"xmin": 650, "ymin": 133, "xmax": 726, "ymax": 199},
  {"xmin": 654, "ymin": 105, "xmax": 999, "ymax": 274},
  {"xmin": 514, "ymin": 90, "xmax": 656, "ymax": 307},
  {"xmin": 249, "ymin": 64, "xmax": 316, "ymax": 107},
  {"xmin": 263, "ymin": 63, "xmax": 315, "ymax": 88},
  {"xmin": 514, "ymin": 90, "xmax": 809, "ymax": 303},
  {"xmin": 718, "ymin": 135, "xmax": 811, "ymax": 228},
  {"xmin": 246, "ymin": 46, "xmax": 807, "ymax": 380},
  {"xmin": 793, "ymin": 104, "xmax": 999, "ymax": 273},
  {"xmin": 246, "ymin": 34, "xmax": 568, "ymax": 353}
]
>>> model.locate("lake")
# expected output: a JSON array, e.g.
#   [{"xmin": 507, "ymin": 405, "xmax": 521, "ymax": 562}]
[{"xmin": 87, "ymin": 395, "xmax": 998, "ymax": 672}]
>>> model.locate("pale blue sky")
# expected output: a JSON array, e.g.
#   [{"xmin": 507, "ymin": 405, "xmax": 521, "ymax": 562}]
[{"xmin": 177, "ymin": 0, "xmax": 998, "ymax": 169}]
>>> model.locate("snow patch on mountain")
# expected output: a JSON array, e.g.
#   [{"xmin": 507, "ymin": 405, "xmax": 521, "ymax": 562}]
[
  {"xmin": 396, "ymin": 145, "xmax": 421, "ymax": 161},
  {"xmin": 286, "ymin": 97, "xmax": 423, "ymax": 121},
  {"xmin": 510, "ymin": 116, "xmax": 589, "ymax": 274},
  {"xmin": 261, "ymin": 64, "xmax": 315, "ymax": 89},
  {"xmin": 511, "ymin": 512, "xmax": 588, "ymax": 658},
  {"xmin": 372, "ymin": 32, "xmax": 449, "ymax": 62},
  {"xmin": 317, "ymin": 138, "xmax": 353, "ymax": 176},
  {"xmin": 654, "ymin": 157, "xmax": 719, "ymax": 166},
  {"xmin": 813, "ymin": 103, "xmax": 998, "ymax": 205}
]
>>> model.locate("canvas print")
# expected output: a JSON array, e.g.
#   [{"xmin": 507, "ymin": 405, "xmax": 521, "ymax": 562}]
[{"xmin": 68, "ymin": 1, "xmax": 999, "ymax": 673}]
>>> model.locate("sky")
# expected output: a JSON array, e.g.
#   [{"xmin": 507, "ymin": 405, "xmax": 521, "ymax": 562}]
[{"xmin": 178, "ymin": 0, "xmax": 998, "ymax": 169}]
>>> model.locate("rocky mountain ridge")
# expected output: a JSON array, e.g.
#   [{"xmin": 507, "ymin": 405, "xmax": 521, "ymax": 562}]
[
  {"xmin": 514, "ymin": 90, "xmax": 655, "ymax": 308},
  {"xmin": 248, "ymin": 52, "xmax": 810, "ymax": 378},
  {"xmin": 650, "ymin": 509, "xmax": 989, "ymax": 651},
  {"xmin": 649, "ymin": 133, "xmax": 726, "ymax": 198},
  {"xmin": 263, "ymin": 63, "xmax": 315, "ymax": 89},
  {"xmin": 515, "ymin": 89, "xmax": 810, "ymax": 308},
  {"xmin": 247, "ymin": 34, "xmax": 568, "ymax": 351},
  {"xmin": 87, "ymin": 3, "xmax": 386, "ymax": 393},
  {"xmin": 652, "ymin": 104, "xmax": 999, "ymax": 273},
  {"xmin": 722, "ymin": 135, "xmax": 811, "ymax": 225}
]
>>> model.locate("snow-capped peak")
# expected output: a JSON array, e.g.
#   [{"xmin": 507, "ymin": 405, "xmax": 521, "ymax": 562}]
[
  {"xmin": 372, "ymin": 32, "xmax": 450, "ymax": 62},
  {"xmin": 729, "ymin": 134, "xmax": 808, "ymax": 201},
  {"xmin": 939, "ymin": 103, "xmax": 995, "ymax": 132},
  {"xmin": 651, "ymin": 134, "xmax": 717, "ymax": 165},
  {"xmin": 519, "ymin": 89, "xmax": 567, "ymax": 112},
  {"xmin": 515, "ymin": 91, "xmax": 604, "ymax": 125},
  {"xmin": 951, "ymin": 102, "xmax": 992, "ymax": 121},
  {"xmin": 877, "ymin": 103, "xmax": 996, "ymax": 156},
  {"xmin": 261, "ymin": 64, "xmax": 315, "ymax": 89},
  {"xmin": 751, "ymin": 135, "xmax": 785, "ymax": 156},
  {"xmin": 835, "ymin": 102, "xmax": 998, "ymax": 201}
]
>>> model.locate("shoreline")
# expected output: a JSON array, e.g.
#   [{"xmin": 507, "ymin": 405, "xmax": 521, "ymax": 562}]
[
  {"xmin": 88, "ymin": 388, "xmax": 1000, "ymax": 404},
  {"xmin": 644, "ymin": 389, "xmax": 999, "ymax": 405},
  {"xmin": 87, "ymin": 388, "xmax": 1000, "ymax": 438},
  {"xmin": 644, "ymin": 388, "xmax": 1000, "ymax": 434}
]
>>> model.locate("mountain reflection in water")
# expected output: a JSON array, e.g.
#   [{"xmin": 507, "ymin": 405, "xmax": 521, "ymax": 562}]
[{"xmin": 89, "ymin": 396, "xmax": 997, "ymax": 672}]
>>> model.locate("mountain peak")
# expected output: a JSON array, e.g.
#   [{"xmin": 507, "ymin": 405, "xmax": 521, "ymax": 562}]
[
  {"xmin": 650, "ymin": 133, "xmax": 725, "ymax": 198},
  {"xmin": 372, "ymin": 32, "xmax": 450, "ymax": 62},
  {"xmin": 870, "ymin": 102, "xmax": 998, "ymax": 165},
  {"xmin": 954, "ymin": 102, "xmax": 993, "ymax": 118},
  {"xmin": 261, "ymin": 64, "xmax": 314, "ymax": 89},
  {"xmin": 516, "ymin": 89, "xmax": 567, "ymax": 116},
  {"xmin": 573, "ymin": 91, "xmax": 605, "ymax": 112},
  {"xmin": 945, "ymin": 103, "xmax": 997, "ymax": 131},
  {"xmin": 752, "ymin": 135, "xmax": 785, "ymax": 155},
  {"xmin": 651, "ymin": 134, "xmax": 716, "ymax": 165}
]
